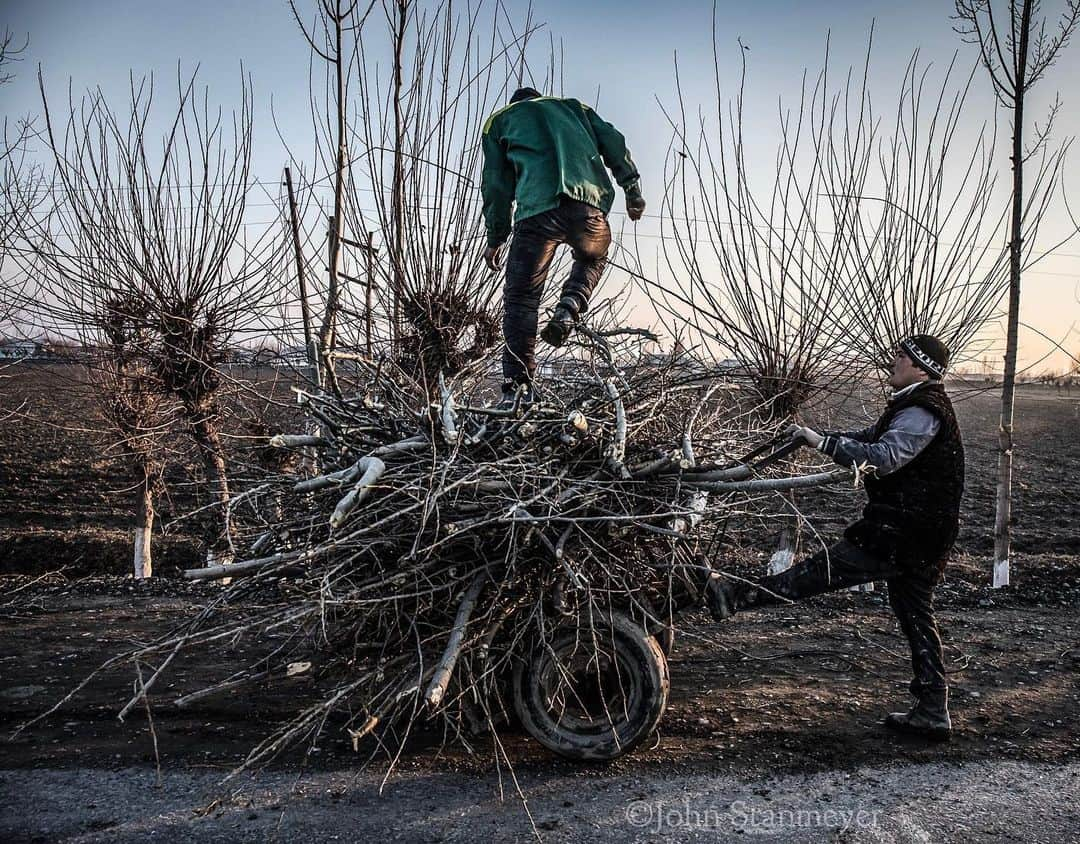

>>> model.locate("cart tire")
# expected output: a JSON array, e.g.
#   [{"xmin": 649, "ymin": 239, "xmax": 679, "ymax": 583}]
[{"xmin": 512, "ymin": 611, "xmax": 669, "ymax": 761}]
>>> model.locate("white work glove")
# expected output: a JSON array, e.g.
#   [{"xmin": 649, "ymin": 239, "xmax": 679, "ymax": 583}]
[{"xmin": 785, "ymin": 423, "xmax": 823, "ymax": 449}]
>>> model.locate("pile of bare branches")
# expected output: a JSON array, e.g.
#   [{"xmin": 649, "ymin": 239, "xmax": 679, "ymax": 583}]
[{"xmin": 31, "ymin": 325, "xmax": 851, "ymax": 776}]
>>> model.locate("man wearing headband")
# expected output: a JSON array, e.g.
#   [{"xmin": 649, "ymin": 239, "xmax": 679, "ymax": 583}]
[
  {"xmin": 707, "ymin": 334, "xmax": 964, "ymax": 741},
  {"xmin": 480, "ymin": 87, "xmax": 644, "ymax": 405}
]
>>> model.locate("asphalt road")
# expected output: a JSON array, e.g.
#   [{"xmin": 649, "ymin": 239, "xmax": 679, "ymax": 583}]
[{"xmin": 3, "ymin": 759, "xmax": 1077, "ymax": 843}]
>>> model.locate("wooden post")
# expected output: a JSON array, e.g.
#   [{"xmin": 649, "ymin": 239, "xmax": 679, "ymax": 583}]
[
  {"xmin": 323, "ymin": 213, "xmax": 341, "ymax": 387},
  {"xmin": 365, "ymin": 230, "xmax": 374, "ymax": 358},
  {"xmin": 284, "ymin": 166, "xmax": 321, "ymax": 388}
]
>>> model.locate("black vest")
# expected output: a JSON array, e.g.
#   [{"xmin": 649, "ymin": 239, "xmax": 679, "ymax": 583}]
[{"xmin": 844, "ymin": 383, "xmax": 965, "ymax": 574}]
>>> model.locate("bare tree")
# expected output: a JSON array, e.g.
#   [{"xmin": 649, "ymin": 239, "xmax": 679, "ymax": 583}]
[
  {"xmin": 0, "ymin": 29, "xmax": 33, "ymax": 339},
  {"xmin": 358, "ymin": 0, "xmax": 541, "ymax": 386},
  {"xmin": 9, "ymin": 68, "xmax": 282, "ymax": 563},
  {"xmin": 833, "ymin": 49, "xmax": 1046, "ymax": 378},
  {"xmin": 653, "ymin": 29, "xmax": 885, "ymax": 576},
  {"xmin": 953, "ymin": 0, "xmax": 1080, "ymax": 587},
  {"xmin": 94, "ymin": 297, "xmax": 172, "ymax": 578},
  {"xmin": 286, "ymin": 0, "xmax": 380, "ymax": 392}
]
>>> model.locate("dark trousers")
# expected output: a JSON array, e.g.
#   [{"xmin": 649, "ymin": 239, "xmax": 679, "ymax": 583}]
[
  {"xmin": 749, "ymin": 539, "xmax": 947, "ymax": 694},
  {"xmin": 502, "ymin": 198, "xmax": 612, "ymax": 384}
]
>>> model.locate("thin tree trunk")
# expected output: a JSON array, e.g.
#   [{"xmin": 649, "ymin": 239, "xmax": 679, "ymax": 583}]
[
  {"xmin": 190, "ymin": 409, "xmax": 232, "ymax": 558},
  {"xmin": 365, "ymin": 229, "xmax": 374, "ymax": 358},
  {"xmin": 994, "ymin": 0, "xmax": 1032, "ymax": 589},
  {"xmin": 133, "ymin": 469, "xmax": 154, "ymax": 580}
]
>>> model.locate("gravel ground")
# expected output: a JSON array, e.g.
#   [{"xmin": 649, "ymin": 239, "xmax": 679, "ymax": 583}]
[{"xmin": 2, "ymin": 759, "xmax": 1077, "ymax": 843}]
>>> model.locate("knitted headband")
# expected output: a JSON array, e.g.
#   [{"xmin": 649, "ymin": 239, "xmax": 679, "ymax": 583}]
[{"xmin": 899, "ymin": 335, "xmax": 949, "ymax": 380}]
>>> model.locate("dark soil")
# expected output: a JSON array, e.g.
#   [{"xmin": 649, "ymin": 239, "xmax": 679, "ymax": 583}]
[
  {"xmin": 2, "ymin": 552, "xmax": 1077, "ymax": 780},
  {"xmin": 0, "ymin": 363, "xmax": 300, "ymax": 576}
]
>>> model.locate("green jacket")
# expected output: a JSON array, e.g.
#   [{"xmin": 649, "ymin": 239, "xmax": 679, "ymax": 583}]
[{"xmin": 480, "ymin": 96, "xmax": 640, "ymax": 248}]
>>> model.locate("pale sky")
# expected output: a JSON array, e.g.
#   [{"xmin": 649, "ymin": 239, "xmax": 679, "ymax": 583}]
[{"xmin": 4, "ymin": 0, "xmax": 1079, "ymax": 373}]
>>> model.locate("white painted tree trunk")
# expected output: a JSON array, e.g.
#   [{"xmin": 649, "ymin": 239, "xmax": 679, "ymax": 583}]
[{"xmin": 133, "ymin": 482, "xmax": 154, "ymax": 579}]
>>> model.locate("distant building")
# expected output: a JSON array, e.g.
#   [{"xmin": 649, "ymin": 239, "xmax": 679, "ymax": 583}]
[
  {"xmin": 249, "ymin": 347, "xmax": 280, "ymax": 367},
  {"xmin": 0, "ymin": 338, "xmax": 92, "ymax": 361},
  {"xmin": 717, "ymin": 357, "xmax": 753, "ymax": 376},
  {"xmin": 0, "ymin": 339, "xmax": 40, "ymax": 360},
  {"xmin": 276, "ymin": 345, "xmax": 311, "ymax": 367}
]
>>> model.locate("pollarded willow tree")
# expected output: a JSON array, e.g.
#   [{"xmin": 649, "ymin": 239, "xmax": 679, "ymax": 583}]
[
  {"xmin": 1, "ymin": 38, "xmax": 174, "ymax": 577},
  {"xmin": 91, "ymin": 297, "xmax": 173, "ymax": 579},
  {"xmin": 836, "ymin": 49, "xmax": 1066, "ymax": 382},
  {"xmin": 281, "ymin": 0, "xmax": 548, "ymax": 392},
  {"xmin": 655, "ymin": 32, "xmax": 867, "ymax": 424},
  {"xmin": 9, "ymin": 68, "xmax": 284, "ymax": 564},
  {"xmin": 656, "ymin": 27, "xmax": 1020, "ymax": 416}
]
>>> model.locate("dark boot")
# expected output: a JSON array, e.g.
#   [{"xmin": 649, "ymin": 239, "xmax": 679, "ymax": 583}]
[
  {"xmin": 540, "ymin": 303, "xmax": 577, "ymax": 348},
  {"xmin": 704, "ymin": 576, "xmax": 761, "ymax": 621},
  {"xmin": 496, "ymin": 381, "xmax": 535, "ymax": 413},
  {"xmin": 884, "ymin": 686, "xmax": 952, "ymax": 741}
]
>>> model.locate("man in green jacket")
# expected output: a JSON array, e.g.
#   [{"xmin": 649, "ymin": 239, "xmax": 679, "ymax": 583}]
[{"xmin": 480, "ymin": 87, "xmax": 644, "ymax": 401}]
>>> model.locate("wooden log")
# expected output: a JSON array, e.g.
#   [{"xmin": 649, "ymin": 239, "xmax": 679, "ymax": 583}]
[
  {"xmin": 685, "ymin": 468, "xmax": 852, "ymax": 493},
  {"xmin": 293, "ymin": 461, "xmax": 363, "ymax": 493},
  {"xmin": 681, "ymin": 465, "xmax": 753, "ymax": 482},
  {"xmin": 269, "ymin": 434, "xmax": 325, "ymax": 448},
  {"xmin": 423, "ymin": 574, "xmax": 486, "ymax": 710},
  {"xmin": 329, "ymin": 457, "xmax": 386, "ymax": 530},
  {"xmin": 605, "ymin": 380, "xmax": 630, "ymax": 478},
  {"xmin": 183, "ymin": 551, "xmax": 301, "ymax": 581},
  {"xmin": 372, "ymin": 435, "xmax": 427, "ymax": 456}
]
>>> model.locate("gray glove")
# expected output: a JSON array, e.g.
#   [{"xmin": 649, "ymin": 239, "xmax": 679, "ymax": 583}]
[{"xmin": 625, "ymin": 182, "xmax": 646, "ymax": 221}]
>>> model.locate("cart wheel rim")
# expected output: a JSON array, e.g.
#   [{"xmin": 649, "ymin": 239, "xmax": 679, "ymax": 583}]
[
  {"xmin": 531, "ymin": 635, "xmax": 645, "ymax": 735},
  {"xmin": 513, "ymin": 611, "xmax": 669, "ymax": 760}
]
